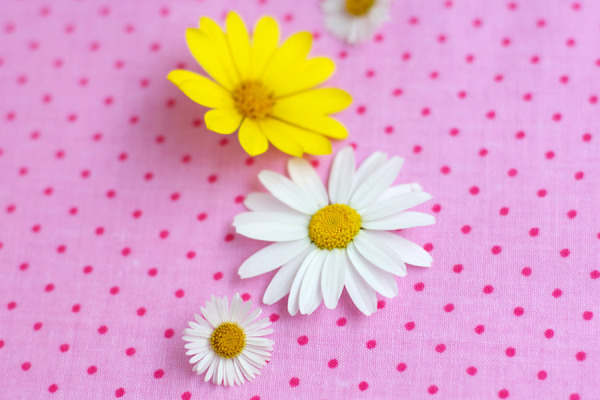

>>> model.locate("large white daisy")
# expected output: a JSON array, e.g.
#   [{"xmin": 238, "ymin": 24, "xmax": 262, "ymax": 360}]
[
  {"xmin": 183, "ymin": 293, "xmax": 274, "ymax": 386},
  {"xmin": 322, "ymin": 0, "xmax": 393, "ymax": 45},
  {"xmin": 233, "ymin": 147, "xmax": 435, "ymax": 316}
]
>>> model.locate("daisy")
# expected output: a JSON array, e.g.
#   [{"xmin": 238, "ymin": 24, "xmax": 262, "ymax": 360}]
[
  {"xmin": 168, "ymin": 11, "xmax": 352, "ymax": 157},
  {"xmin": 322, "ymin": 0, "xmax": 393, "ymax": 45},
  {"xmin": 233, "ymin": 147, "xmax": 435, "ymax": 316},
  {"xmin": 183, "ymin": 293, "xmax": 274, "ymax": 386}
]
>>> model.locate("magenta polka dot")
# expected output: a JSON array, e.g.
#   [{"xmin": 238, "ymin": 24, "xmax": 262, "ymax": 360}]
[
  {"xmin": 537, "ymin": 370, "xmax": 547, "ymax": 380},
  {"xmin": 297, "ymin": 336, "xmax": 308, "ymax": 346},
  {"xmin": 513, "ymin": 307, "xmax": 524, "ymax": 316},
  {"xmin": 289, "ymin": 377, "xmax": 299, "ymax": 387}
]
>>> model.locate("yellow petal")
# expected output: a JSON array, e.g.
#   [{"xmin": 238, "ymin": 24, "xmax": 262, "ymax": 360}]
[
  {"xmin": 270, "ymin": 109, "xmax": 348, "ymax": 140},
  {"xmin": 273, "ymin": 57, "xmax": 335, "ymax": 97},
  {"xmin": 260, "ymin": 118, "xmax": 332, "ymax": 155},
  {"xmin": 167, "ymin": 70, "xmax": 233, "ymax": 109},
  {"xmin": 274, "ymin": 88, "xmax": 352, "ymax": 115},
  {"xmin": 262, "ymin": 32, "xmax": 312, "ymax": 89},
  {"xmin": 166, "ymin": 69, "xmax": 200, "ymax": 86},
  {"xmin": 205, "ymin": 108, "xmax": 243, "ymax": 134},
  {"xmin": 249, "ymin": 16, "xmax": 279, "ymax": 80},
  {"xmin": 226, "ymin": 11, "xmax": 251, "ymax": 80},
  {"xmin": 199, "ymin": 17, "xmax": 241, "ymax": 88},
  {"xmin": 186, "ymin": 28, "xmax": 237, "ymax": 90},
  {"xmin": 258, "ymin": 119, "xmax": 303, "ymax": 157},
  {"xmin": 238, "ymin": 119, "xmax": 269, "ymax": 156}
]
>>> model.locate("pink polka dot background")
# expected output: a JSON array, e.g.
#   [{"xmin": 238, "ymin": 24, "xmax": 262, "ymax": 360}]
[{"xmin": 1, "ymin": 0, "xmax": 599, "ymax": 399}]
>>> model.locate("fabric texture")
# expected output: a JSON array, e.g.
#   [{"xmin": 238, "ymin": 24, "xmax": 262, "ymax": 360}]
[{"xmin": 0, "ymin": 1, "xmax": 598, "ymax": 399}]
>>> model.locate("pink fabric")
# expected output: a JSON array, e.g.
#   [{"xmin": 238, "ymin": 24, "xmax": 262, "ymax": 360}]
[{"xmin": 1, "ymin": 1, "xmax": 599, "ymax": 399}]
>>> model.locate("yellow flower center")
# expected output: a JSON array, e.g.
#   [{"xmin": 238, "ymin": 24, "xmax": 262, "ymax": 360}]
[
  {"xmin": 210, "ymin": 322, "xmax": 246, "ymax": 359},
  {"xmin": 232, "ymin": 81, "xmax": 275, "ymax": 120},
  {"xmin": 308, "ymin": 204, "xmax": 361, "ymax": 250},
  {"xmin": 345, "ymin": 0, "xmax": 376, "ymax": 16}
]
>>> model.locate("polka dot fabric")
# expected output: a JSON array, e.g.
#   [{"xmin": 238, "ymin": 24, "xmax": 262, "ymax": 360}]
[{"xmin": 0, "ymin": 1, "xmax": 598, "ymax": 399}]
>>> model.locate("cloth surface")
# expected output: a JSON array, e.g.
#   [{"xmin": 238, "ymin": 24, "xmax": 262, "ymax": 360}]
[{"xmin": 1, "ymin": 0, "xmax": 599, "ymax": 399}]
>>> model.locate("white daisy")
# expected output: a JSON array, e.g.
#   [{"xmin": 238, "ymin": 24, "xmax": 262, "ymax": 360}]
[
  {"xmin": 322, "ymin": 0, "xmax": 393, "ymax": 45},
  {"xmin": 234, "ymin": 146, "xmax": 435, "ymax": 316},
  {"xmin": 183, "ymin": 293, "xmax": 274, "ymax": 386}
]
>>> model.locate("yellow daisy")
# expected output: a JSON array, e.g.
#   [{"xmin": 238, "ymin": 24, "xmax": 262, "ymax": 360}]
[{"xmin": 167, "ymin": 12, "xmax": 352, "ymax": 157}]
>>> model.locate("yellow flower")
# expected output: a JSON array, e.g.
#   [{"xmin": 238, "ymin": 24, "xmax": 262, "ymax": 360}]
[{"xmin": 167, "ymin": 12, "xmax": 352, "ymax": 157}]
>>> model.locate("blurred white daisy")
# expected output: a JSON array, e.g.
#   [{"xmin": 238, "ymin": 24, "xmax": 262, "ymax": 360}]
[
  {"xmin": 183, "ymin": 293, "xmax": 274, "ymax": 386},
  {"xmin": 322, "ymin": 0, "xmax": 393, "ymax": 45},
  {"xmin": 234, "ymin": 147, "xmax": 435, "ymax": 316}
]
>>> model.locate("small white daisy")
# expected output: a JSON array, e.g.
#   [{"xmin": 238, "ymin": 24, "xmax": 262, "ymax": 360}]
[
  {"xmin": 183, "ymin": 293, "xmax": 274, "ymax": 386},
  {"xmin": 322, "ymin": 0, "xmax": 393, "ymax": 45},
  {"xmin": 234, "ymin": 146, "xmax": 435, "ymax": 316}
]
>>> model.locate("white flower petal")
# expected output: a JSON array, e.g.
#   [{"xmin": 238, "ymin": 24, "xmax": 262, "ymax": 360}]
[
  {"xmin": 229, "ymin": 293, "xmax": 242, "ymax": 321},
  {"xmin": 361, "ymin": 191, "xmax": 433, "ymax": 221},
  {"xmin": 244, "ymin": 192, "xmax": 295, "ymax": 213},
  {"xmin": 238, "ymin": 237, "xmax": 311, "ymax": 278},
  {"xmin": 362, "ymin": 211, "xmax": 436, "ymax": 231},
  {"xmin": 245, "ymin": 317, "xmax": 271, "ymax": 333},
  {"xmin": 217, "ymin": 296, "xmax": 229, "ymax": 322},
  {"xmin": 199, "ymin": 305, "xmax": 219, "ymax": 328},
  {"xmin": 194, "ymin": 351, "xmax": 214, "ymax": 375},
  {"xmin": 263, "ymin": 246, "xmax": 313, "ymax": 305},
  {"xmin": 376, "ymin": 183, "xmax": 423, "ymax": 203},
  {"xmin": 347, "ymin": 242, "xmax": 399, "ymax": 297},
  {"xmin": 236, "ymin": 356, "xmax": 254, "ymax": 381},
  {"xmin": 215, "ymin": 357, "xmax": 224, "ymax": 385},
  {"xmin": 353, "ymin": 230, "xmax": 407, "ymax": 276},
  {"xmin": 225, "ymin": 358, "xmax": 235, "ymax": 387},
  {"xmin": 204, "ymin": 356, "xmax": 218, "ymax": 382},
  {"xmin": 246, "ymin": 337, "xmax": 275, "ymax": 348},
  {"xmin": 349, "ymin": 156, "xmax": 404, "ymax": 210},
  {"xmin": 328, "ymin": 146, "xmax": 355, "ymax": 204},
  {"xmin": 321, "ymin": 248, "xmax": 346, "ymax": 309},
  {"xmin": 299, "ymin": 249, "xmax": 327, "ymax": 314},
  {"xmin": 244, "ymin": 346, "xmax": 272, "ymax": 358},
  {"xmin": 186, "ymin": 348, "xmax": 209, "ymax": 358},
  {"xmin": 193, "ymin": 314, "xmax": 213, "ymax": 330},
  {"xmin": 236, "ymin": 297, "xmax": 252, "ymax": 324},
  {"xmin": 368, "ymin": 230, "xmax": 433, "ymax": 267},
  {"xmin": 246, "ymin": 329, "xmax": 274, "ymax": 338},
  {"xmin": 185, "ymin": 340, "xmax": 210, "ymax": 350},
  {"xmin": 233, "ymin": 211, "xmax": 309, "ymax": 242},
  {"xmin": 288, "ymin": 247, "xmax": 319, "ymax": 316},
  {"xmin": 258, "ymin": 170, "xmax": 320, "ymax": 214},
  {"xmin": 240, "ymin": 307, "xmax": 261, "ymax": 328},
  {"xmin": 241, "ymin": 349, "xmax": 267, "ymax": 367},
  {"xmin": 288, "ymin": 157, "xmax": 328, "ymax": 208},
  {"xmin": 345, "ymin": 261, "xmax": 378, "ymax": 315},
  {"xmin": 232, "ymin": 360, "xmax": 245, "ymax": 385},
  {"xmin": 351, "ymin": 151, "xmax": 387, "ymax": 194}
]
